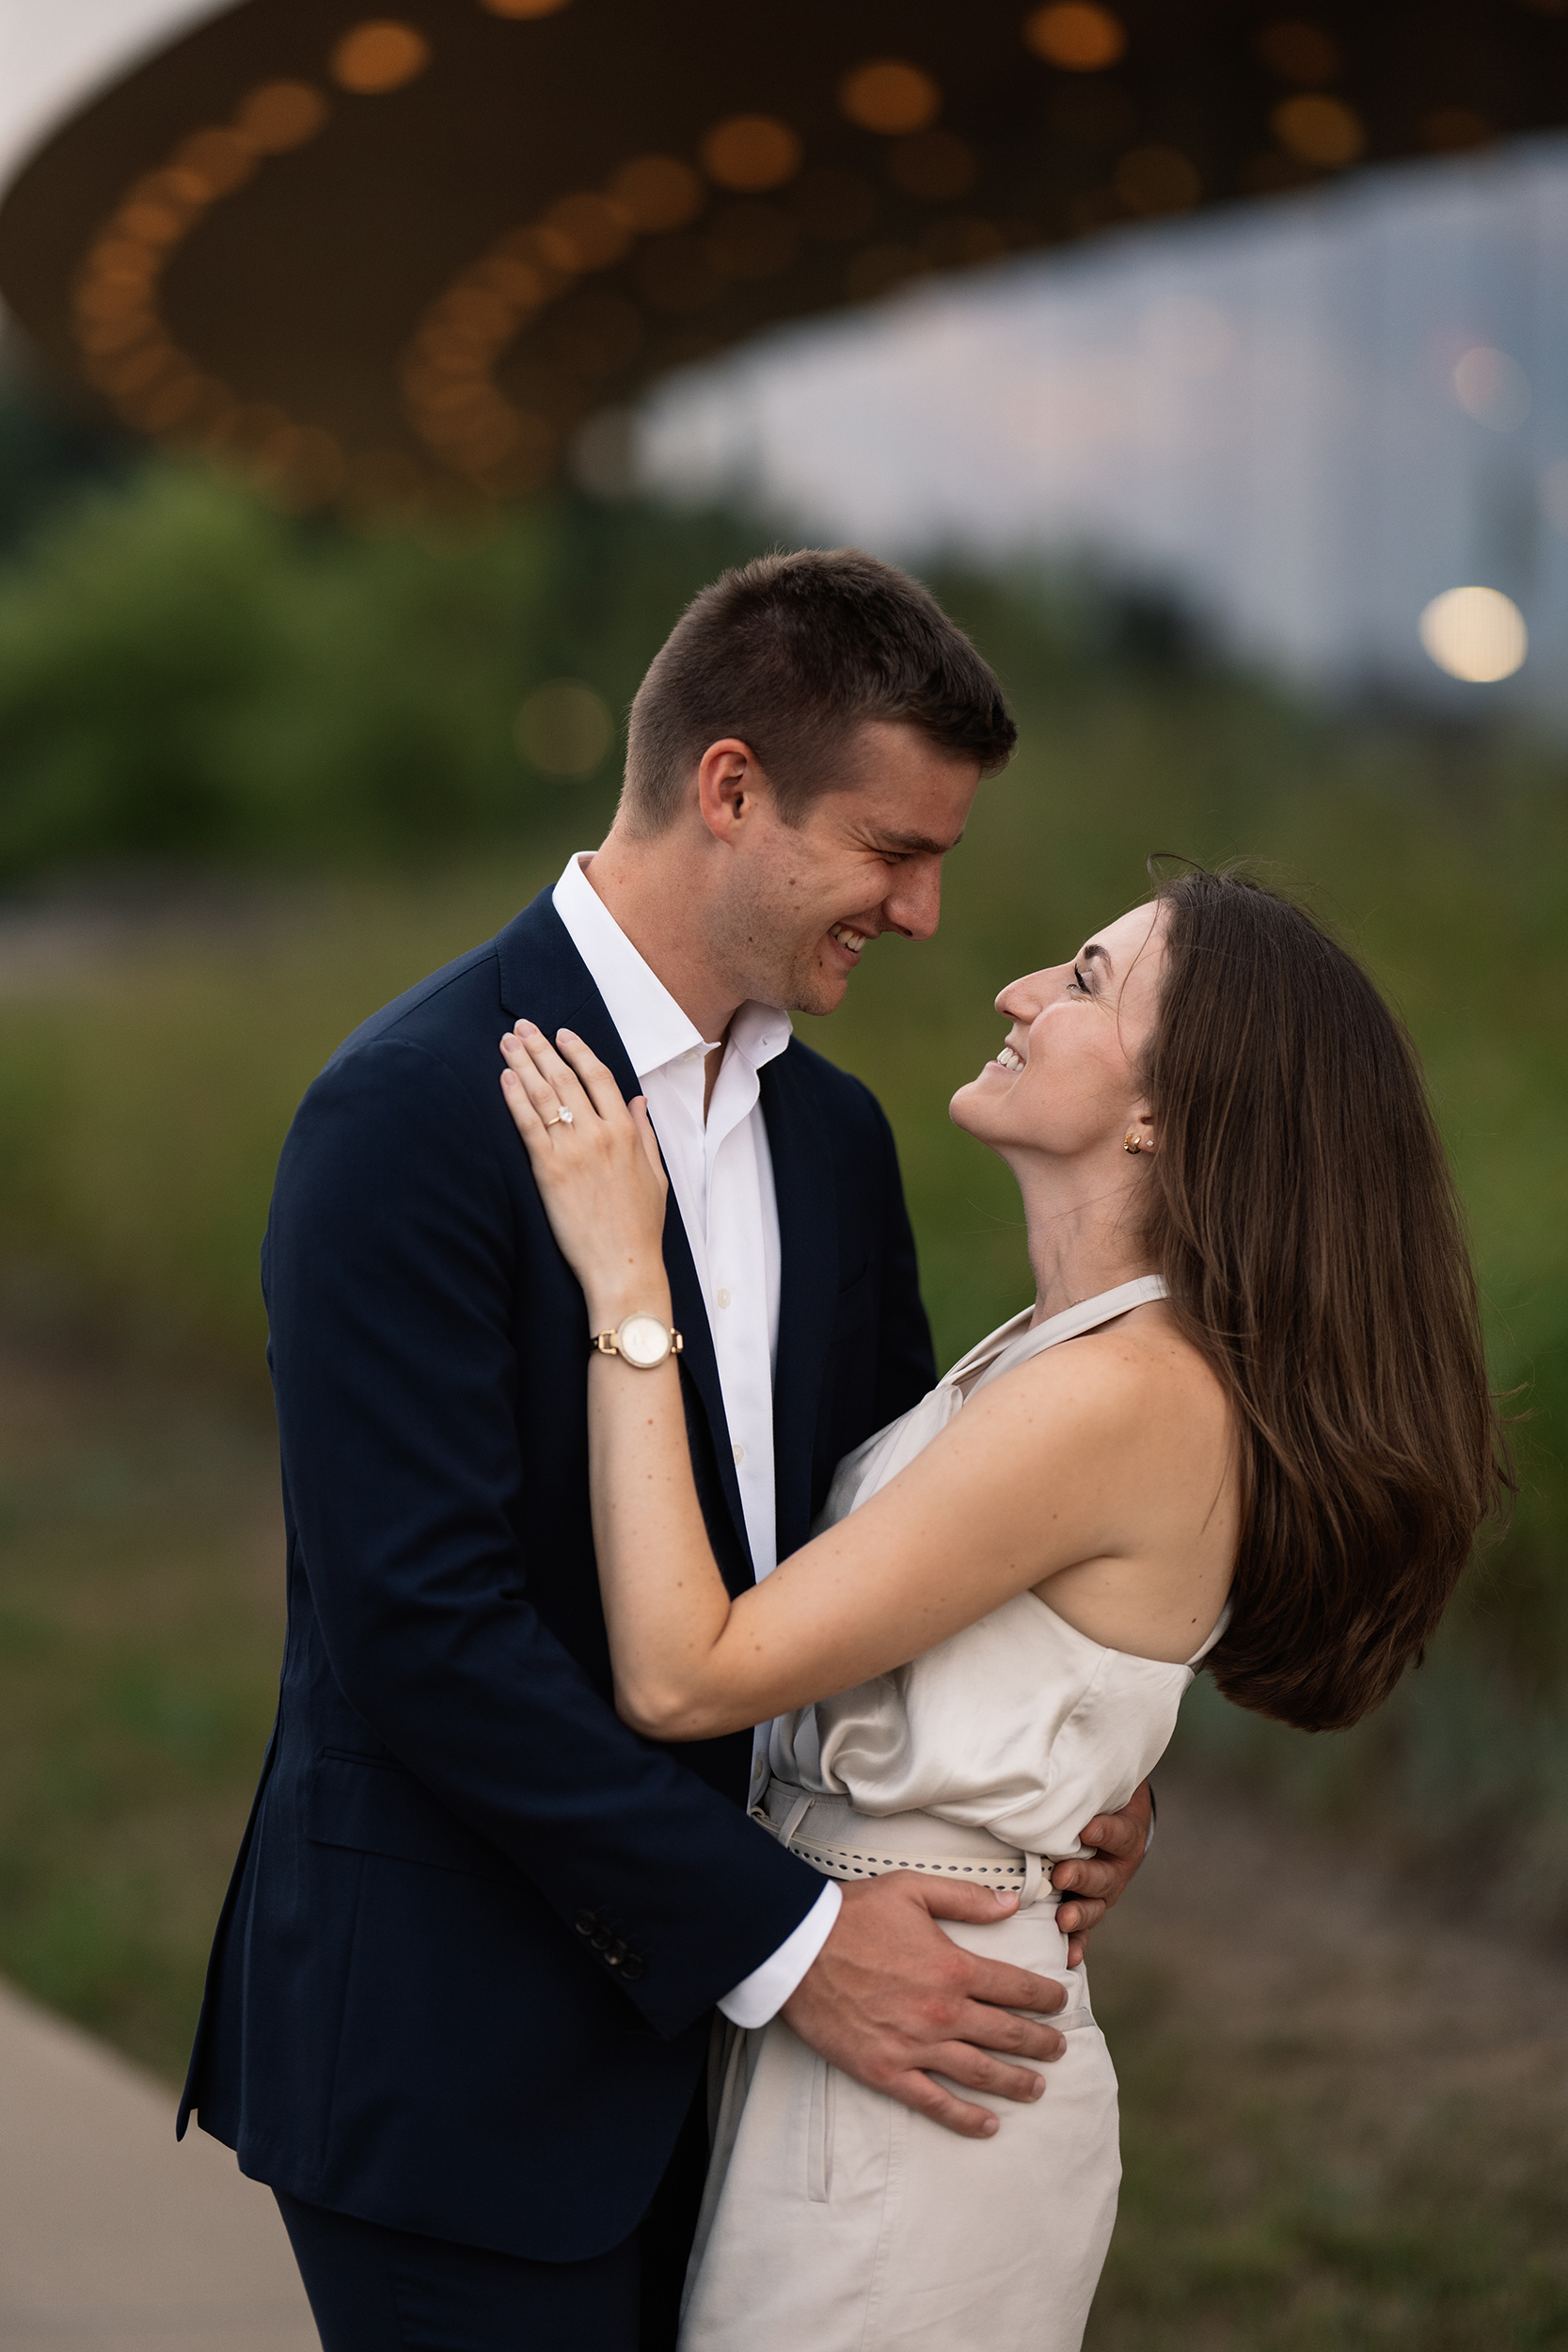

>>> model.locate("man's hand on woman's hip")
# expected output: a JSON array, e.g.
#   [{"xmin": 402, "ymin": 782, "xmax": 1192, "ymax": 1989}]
[
  {"xmin": 780, "ymin": 1874, "xmax": 1069, "ymax": 2140},
  {"xmin": 1051, "ymin": 1778, "xmax": 1153, "ymax": 1967}
]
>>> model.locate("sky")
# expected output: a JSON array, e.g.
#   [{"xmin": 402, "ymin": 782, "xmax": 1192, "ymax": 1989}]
[
  {"xmin": 0, "ymin": 0, "xmax": 222, "ymax": 189},
  {"xmin": 6, "ymin": 4, "xmax": 1567, "ymax": 709},
  {"xmin": 640, "ymin": 137, "xmax": 1568, "ymax": 711}
]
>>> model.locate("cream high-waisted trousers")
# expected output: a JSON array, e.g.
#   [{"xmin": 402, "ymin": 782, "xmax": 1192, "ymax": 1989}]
[{"xmin": 678, "ymin": 1791, "xmax": 1121, "ymax": 2352}]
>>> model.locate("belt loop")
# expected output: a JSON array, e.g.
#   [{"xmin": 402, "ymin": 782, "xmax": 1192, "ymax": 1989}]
[
  {"xmin": 778, "ymin": 1794, "xmax": 813, "ymax": 1847},
  {"xmin": 1021, "ymin": 1851, "xmax": 1042, "ymax": 1908}
]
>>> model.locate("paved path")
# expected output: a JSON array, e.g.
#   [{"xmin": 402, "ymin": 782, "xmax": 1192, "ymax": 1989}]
[{"xmin": 0, "ymin": 1976, "xmax": 317, "ymax": 2349}]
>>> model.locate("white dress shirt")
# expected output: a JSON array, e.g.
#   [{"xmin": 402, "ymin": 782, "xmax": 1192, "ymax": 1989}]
[{"xmin": 551, "ymin": 853, "xmax": 841, "ymax": 2027}]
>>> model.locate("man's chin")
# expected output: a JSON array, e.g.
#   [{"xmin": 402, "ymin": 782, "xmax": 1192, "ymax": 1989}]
[
  {"xmin": 793, "ymin": 971, "xmax": 850, "ymax": 1018},
  {"xmin": 782, "ymin": 951, "xmax": 852, "ymax": 1018}
]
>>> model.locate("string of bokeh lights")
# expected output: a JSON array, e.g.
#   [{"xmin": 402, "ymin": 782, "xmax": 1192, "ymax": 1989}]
[
  {"xmin": 71, "ymin": 3, "xmax": 1453, "ymax": 513},
  {"xmin": 65, "ymin": 0, "xmax": 1535, "ymax": 678}
]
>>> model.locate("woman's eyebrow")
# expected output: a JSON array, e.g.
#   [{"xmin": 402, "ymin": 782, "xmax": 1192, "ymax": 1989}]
[{"xmin": 1081, "ymin": 942, "xmax": 1115, "ymax": 975}]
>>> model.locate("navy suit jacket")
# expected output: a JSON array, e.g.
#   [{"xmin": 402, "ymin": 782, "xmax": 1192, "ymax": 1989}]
[{"xmin": 179, "ymin": 889, "xmax": 936, "ymax": 2260}]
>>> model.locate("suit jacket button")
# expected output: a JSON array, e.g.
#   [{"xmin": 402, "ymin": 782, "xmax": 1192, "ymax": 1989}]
[
  {"xmin": 592, "ymin": 1926, "xmax": 612, "ymax": 1951},
  {"xmin": 575, "ymin": 1911, "xmax": 596, "ymax": 1936},
  {"xmin": 609, "ymin": 1938, "xmax": 629, "ymax": 1965},
  {"xmin": 621, "ymin": 1956, "xmax": 645, "ymax": 1981}
]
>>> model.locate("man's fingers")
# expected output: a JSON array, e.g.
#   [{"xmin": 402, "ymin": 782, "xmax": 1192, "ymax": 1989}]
[
  {"xmin": 940, "ymin": 2042, "xmax": 1048, "ymax": 2098},
  {"xmin": 889, "ymin": 2072, "xmax": 1003, "ymax": 2139},
  {"xmin": 1053, "ymin": 1896, "xmax": 1107, "ymax": 1939},
  {"xmin": 1077, "ymin": 1808, "xmax": 1142, "ymax": 1858},
  {"xmin": 953, "ymin": 2001, "xmax": 1068, "ymax": 2062},
  {"xmin": 912, "ymin": 1880, "xmax": 1024, "ymax": 1926},
  {"xmin": 956, "ymin": 1956, "xmax": 1068, "ymax": 2019},
  {"xmin": 1052, "ymin": 1853, "xmax": 1124, "ymax": 1899}
]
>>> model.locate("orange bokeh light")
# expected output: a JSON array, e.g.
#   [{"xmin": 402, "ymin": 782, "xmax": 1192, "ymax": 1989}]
[
  {"xmin": 1023, "ymin": 6, "xmax": 1127, "ymax": 72},
  {"xmin": 1272, "ymin": 92, "xmax": 1365, "ymax": 166},
  {"xmin": 174, "ymin": 128, "xmax": 257, "ymax": 198},
  {"xmin": 234, "ymin": 81, "xmax": 331, "ymax": 152},
  {"xmin": 839, "ymin": 60, "xmax": 942, "ymax": 135},
  {"xmin": 329, "ymin": 22, "xmax": 432, "ymax": 95},
  {"xmin": 609, "ymin": 155, "xmax": 705, "ymax": 233},
  {"xmin": 701, "ymin": 116, "xmax": 803, "ymax": 192}
]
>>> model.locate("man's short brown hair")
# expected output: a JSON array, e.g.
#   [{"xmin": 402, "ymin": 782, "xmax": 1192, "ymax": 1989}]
[{"xmin": 620, "ymin": 547, "xmax": 1016, "ymax": 832}]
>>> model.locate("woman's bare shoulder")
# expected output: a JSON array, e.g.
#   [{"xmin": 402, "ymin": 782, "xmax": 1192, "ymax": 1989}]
[{"xmin": 986, "ymin": 1301, "xmax": 1232, "ymax": 1454}]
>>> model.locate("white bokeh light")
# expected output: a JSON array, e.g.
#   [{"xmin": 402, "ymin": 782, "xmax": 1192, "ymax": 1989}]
[
  {"xmin": 1418, "ymin": 585, "xmax": 1528, "ymax": 682},
  {"xmin": 1451, "ymin": 344, "xmax": 1531, "ymax": 431}
]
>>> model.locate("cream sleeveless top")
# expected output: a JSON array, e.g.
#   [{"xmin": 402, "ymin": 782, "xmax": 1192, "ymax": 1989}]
[{"xmin": 768, "ymin": 1277, "xmax": 1231, "ymax": 1862}]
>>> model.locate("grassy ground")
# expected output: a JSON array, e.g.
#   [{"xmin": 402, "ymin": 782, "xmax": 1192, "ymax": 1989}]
[
  {"xmin": 0, "ymin": 1338, "xmax": 281, "ymax": 2075},
  {"xmin": 1085, "ymin": 1779, "xmax": 1568, "ymax": 2350}
]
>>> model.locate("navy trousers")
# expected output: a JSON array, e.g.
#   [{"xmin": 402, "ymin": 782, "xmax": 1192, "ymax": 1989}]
[{"xmin": 276, "ymin": 2077, "xmax": 708, "ymax": 2350}]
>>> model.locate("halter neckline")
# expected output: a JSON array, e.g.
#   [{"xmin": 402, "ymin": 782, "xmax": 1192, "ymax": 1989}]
[
  {"xmin": 944, "ymin": 1274, "xmax": 1169, "ymax": 1398},
  {"xmin": 1027, "ymin": 1274, "xmax": 1170, "ymax": 1349}
]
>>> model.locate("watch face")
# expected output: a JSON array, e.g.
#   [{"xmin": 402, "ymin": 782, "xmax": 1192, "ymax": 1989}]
[{"xmin": 618, "ymin": 1313, "xmax": 671, "ymax": 1369}]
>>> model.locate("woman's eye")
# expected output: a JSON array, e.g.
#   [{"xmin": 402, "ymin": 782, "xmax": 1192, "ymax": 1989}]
[{"xmin": 1069, "ymin": 964, "xmax": 1090, "ymax": 994}]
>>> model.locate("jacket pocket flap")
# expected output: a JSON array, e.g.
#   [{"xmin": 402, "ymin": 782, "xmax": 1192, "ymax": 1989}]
[{"xmin": 306, "ymin": 1750, "xmax": 517, "ymax": 1884}]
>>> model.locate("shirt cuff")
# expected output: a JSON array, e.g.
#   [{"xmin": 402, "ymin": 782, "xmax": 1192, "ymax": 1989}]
[{"xmin": 718, "ymin": 1881, "xmax": 842, "ymax": 2029}]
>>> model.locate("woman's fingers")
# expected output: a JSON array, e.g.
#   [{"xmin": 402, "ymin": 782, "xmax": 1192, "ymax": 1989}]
[
  {"xmin": 508, "ymin": 1023, "xmax": 596, "ymax": 1124},
  {"xmin": 499, "ymin": 1040, "xmax": 571, "ymax": 1147},
  {"xmin": 553, "ymin": 1027, "xmax": 632, "ymax": 1126},
  {"xmin": 630, "ymin": 1097, "xmax": 665, "ymax": 1183}
]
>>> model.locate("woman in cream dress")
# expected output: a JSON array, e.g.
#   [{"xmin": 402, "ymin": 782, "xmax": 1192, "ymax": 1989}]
[{"xmin": 500, "ymin": 869, "xmax": 1506, "ymax": 2351}]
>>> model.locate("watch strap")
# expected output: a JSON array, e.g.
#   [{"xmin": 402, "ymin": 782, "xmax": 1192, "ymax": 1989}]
[{"xmin": 593, "ymin": 1324, "xmax": 683, "ymax": 1359}]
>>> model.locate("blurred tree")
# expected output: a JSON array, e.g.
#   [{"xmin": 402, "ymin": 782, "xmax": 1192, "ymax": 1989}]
[
  {"xmin": 0, "ymin": 370, "xmax": 129, "ymax": 551},
  {"xmin": 0, "ymin": 458, "xmax": 770, "ymax": 879}
]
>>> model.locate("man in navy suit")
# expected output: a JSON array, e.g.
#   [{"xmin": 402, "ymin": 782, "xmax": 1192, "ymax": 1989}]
[{"xmin": 181, "ymin": 549, "xmax": 1153, "ymax": 2348}]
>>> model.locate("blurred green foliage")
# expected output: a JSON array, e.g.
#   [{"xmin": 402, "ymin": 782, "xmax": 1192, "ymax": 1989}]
[
  {"xmin": 0, "ymin": 430, "xmax": 1562, "ymax": 2072},
  {"xmin": 0, "ymin": 459, "xmax": 759, "ymax": 872}
]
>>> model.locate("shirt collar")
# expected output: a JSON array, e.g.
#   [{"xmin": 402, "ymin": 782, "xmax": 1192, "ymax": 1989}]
[{"xmin": 552, "ymin": 852, "xmax": 791, "ymax": 1082}]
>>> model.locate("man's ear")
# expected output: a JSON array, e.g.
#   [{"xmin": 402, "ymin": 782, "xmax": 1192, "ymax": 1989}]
[{"xmin": 695, "ymin": 739, "xmax": 767, "ymax": 844}]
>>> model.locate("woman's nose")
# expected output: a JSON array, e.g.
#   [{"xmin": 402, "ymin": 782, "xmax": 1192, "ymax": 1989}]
[{"xmin": 995, "ymin": 973, "xmax": 1041, "ymax": 1018}]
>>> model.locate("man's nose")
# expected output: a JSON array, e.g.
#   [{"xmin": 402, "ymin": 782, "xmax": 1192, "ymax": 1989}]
[{"xmin": 882, "ymin": 858, "xmax": 943, "ymax": 941}]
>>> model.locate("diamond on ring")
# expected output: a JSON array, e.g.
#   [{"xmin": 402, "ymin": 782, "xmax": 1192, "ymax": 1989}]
[{"xmin": 549, "ymin": 1107, "xmax": 573, "ymax": 1127}]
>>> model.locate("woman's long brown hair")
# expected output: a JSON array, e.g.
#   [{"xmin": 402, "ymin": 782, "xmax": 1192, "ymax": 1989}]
[{"xmin": 1143, "ymin": 869, "xmax": 1512, "ymax": 1733}]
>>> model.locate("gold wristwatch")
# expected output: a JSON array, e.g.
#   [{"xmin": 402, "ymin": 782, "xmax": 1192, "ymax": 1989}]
[{"xmin": 593, "ymin": 1313, "xmax": 683, "ymax": 1370}]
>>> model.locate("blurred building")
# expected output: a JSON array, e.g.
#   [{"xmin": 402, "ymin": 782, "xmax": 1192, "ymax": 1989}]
[{"xmin": 642, "ymin": 136, "xmax": 1568, "ymax": 715}]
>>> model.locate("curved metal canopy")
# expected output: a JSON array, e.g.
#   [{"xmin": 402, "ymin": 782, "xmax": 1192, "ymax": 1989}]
[{"xmin": 0, "ymin": 0, "xmax": 1562, "ymax": 515}]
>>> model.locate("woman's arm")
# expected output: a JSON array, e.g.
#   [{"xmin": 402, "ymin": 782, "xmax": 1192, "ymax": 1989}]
[{"xmin": 500, "ymin": 1024, "xmax": 1193, "ymax": 1740}]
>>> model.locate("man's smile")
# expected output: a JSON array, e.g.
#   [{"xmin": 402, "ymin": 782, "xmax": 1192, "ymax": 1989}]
[{"xmin": 829, "ymin": 923, "xmax": 872, "ymax": 961}]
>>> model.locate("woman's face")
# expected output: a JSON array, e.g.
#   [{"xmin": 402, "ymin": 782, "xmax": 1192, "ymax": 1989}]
[{"xmin": 951, "ymin": 900, "xmax": 1167, "ymax": 1162}]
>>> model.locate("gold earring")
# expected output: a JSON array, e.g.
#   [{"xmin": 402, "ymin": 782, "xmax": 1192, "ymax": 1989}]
[{"xmin": 1123, "ymin": 1129, "xmax": 1143, "ymax": 1154}]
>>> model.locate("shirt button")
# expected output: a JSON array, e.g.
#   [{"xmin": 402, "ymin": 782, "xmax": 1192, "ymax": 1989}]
[
  {"xmin": 716, "ymin": 1288, "xmax": 731, "ymax": 1310},
  {"xmin": 733, "ymin": 1442, "xmax": 745, "ymax": 1465}
]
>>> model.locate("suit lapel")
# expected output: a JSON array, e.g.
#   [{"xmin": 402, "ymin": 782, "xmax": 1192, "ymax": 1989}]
[
  {"xmin": 763, "ymin": 1045, "xmax": 839, "ymax": 1563},
  {"xmin": 497, "ymin": 894, "xmax": 752, "ymax": 1581}
]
